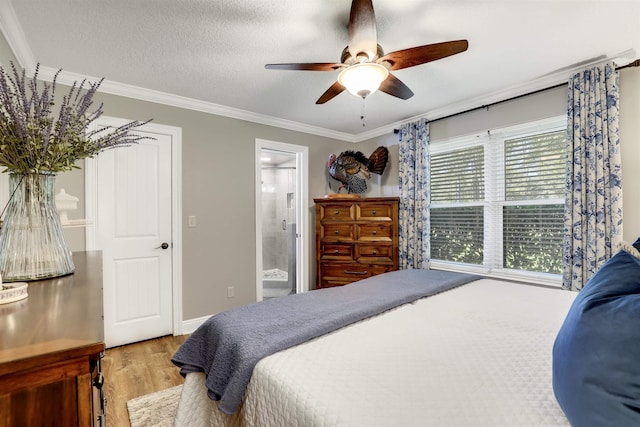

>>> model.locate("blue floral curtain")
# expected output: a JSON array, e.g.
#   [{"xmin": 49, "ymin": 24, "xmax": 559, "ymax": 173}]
[
  {"xmin": 563, "ymin": 62, "xmax": 623, "ymax": 291},
  {"xmin": 398, "ymin": 118, "xmax": 430, "ymax": 269}
]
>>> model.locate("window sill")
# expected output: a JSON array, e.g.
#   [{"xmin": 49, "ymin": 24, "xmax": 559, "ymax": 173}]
[{"xmin": 429, "ymin": 260, "xmax": 562, "ymax": 288}]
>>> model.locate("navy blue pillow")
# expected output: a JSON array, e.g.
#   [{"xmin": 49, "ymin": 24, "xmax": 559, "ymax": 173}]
[{"xmin": 553, "ymin": 247, "xmax": 640, "ymax": 426}]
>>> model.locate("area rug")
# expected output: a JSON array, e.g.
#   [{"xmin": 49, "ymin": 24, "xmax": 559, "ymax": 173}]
[{"xmin": 127, "ymin": 385, "xmax": 182, "ymax": 427}]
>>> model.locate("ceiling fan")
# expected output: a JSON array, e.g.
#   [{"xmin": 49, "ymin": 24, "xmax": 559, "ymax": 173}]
[{"xmin": 265, "ymin": 0, "xmax": 468, "ymax": 104}]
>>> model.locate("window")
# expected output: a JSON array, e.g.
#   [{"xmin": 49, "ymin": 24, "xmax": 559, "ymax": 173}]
[
  {"xmin": 430, "ymin": 117, "xmax": 566, "ymax": 284},
  {"xmin": 502, "ymin": 131, "xmax": 565, "ymax": 274},
  {"xmin": 430, "ymin": 145, "xmax": 484, "ymax": 264}
]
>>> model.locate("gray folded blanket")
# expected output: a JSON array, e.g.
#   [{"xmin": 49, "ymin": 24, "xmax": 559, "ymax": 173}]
[{"xmin": 171, "ymin": 269, "xmax": 481, "ymax": 414}]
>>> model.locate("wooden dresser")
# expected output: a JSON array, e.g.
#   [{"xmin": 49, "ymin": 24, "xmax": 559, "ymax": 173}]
[
  {"xmin": 315, "ymin": 197, "xmax": 399, "ymax": 289},
  {"xmin": 0, "ymin": 251, "xmax": 105, "ymax": 427}
]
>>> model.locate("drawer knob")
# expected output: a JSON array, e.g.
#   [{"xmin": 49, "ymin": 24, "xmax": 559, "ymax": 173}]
[
  {"xmin": 334, "ymin": 230, "xmax": 340, "ymax": 235},
  {"xmin": 372, "ymin": 210, "xmax": 376, "ymax": 215},
  {"xmin": 334, "ymin": 250, "xmax": 340, "ymax": 254},
  {"xmin": 334, "ymin": 210, "xmax": 339, "ymax": 215},
  {"xmin": 372, "ymin": 250, "xmax": 378, "ymax": 255},
  {"xmin": 372, "ymin": 230, "xmax": 377, "ymax": 235}
]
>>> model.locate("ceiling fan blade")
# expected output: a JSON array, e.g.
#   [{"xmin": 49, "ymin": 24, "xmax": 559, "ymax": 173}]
[
  {"xmin": 348, "ymin": 0, "xmax": 378, "ymax": 60},
  {"xmin": 316, "ymin": 81, "xmax": 346, "ymax": 104},
  {"xmin": 265, "ymin": 63, "xmax": 343, "ymax": 71},
  {"xmin": 379, "ymin": 40, "xmax": 469, "ymax": 70},
  {"xmin": 378, "ymin": 73, "xmax": 414, "ymax": 100}
]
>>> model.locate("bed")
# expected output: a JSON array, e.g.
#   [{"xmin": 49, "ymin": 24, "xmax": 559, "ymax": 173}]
[{"xmin": 171, "ymin": 267, "xmax": 581, "ymax": 427}]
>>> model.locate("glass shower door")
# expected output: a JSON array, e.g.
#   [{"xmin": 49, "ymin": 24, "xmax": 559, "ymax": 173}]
[{"xmin": 260, "ymin": 149, "xmax": 297, "ymax": 299}]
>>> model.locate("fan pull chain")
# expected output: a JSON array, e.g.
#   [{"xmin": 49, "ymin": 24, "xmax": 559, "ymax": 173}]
[{"xmin": 360, "ymin": 96, "xmax": 366, "ymax": 127}]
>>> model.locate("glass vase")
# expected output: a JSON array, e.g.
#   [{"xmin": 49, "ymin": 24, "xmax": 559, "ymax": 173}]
[{"xmin": 0, "ymin": 173, "xmax": 75, "ymax": 281}]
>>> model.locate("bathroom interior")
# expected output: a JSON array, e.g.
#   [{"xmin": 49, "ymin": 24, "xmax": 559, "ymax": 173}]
[{"xmin": 261, "ymin": 149, "xmax": 297, "ymax": 299}]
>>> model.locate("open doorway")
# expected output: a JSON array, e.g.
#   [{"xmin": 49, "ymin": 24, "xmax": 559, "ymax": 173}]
[{"xmin": 255, "ymin": 139, "xmax": 309, "ymax": 301}]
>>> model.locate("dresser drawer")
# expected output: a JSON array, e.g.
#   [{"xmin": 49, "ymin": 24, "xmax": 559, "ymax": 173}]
[
  {"xmin": 357, "ymin": 223, "xmax": 393, "ymax": 241},
  {"xmin": 319, "ymin": 263, "xmax": 393, "ymax": 288},
  {"xmin": 319, "ymin": 203, "xmax": 355, "ymax": 221},
  {"xmin": 356, "ymin": 244, "xmax": 394, "ymax": 263},
  {"xmin": 322, "ymin": 223, "xmax": 354, "ymax": 241},
  {"xmin": 320, "ymin": 263, "xmax": 390, "ymax": 281},
  {"xmin": 357, "ymin": 203, "xmax": 394, "ymax": 221},
  {"xmin": 320, "ymin": 243, "xmax": 354, "ymax": 261}
]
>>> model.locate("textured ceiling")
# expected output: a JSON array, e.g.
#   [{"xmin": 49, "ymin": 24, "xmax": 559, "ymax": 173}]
[{"xmin": 2, "ymin": 0, "xmax": 639, "ymax": 141}]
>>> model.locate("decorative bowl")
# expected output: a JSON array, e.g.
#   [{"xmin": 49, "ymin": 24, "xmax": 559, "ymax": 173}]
[{"xmin": 0, "ymin": 282, "xmax": 28, "ymax": 304}]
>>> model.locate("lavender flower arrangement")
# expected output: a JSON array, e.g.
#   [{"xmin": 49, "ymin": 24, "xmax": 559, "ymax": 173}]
[{"xmin": 0, "ymin": 62, "xmax": 151, "ymax": 174}]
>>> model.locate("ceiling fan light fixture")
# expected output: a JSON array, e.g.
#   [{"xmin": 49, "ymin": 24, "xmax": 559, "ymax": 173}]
[{"xmin": 338, "ymin": 62, "xmax": 389, "ymax": 98}]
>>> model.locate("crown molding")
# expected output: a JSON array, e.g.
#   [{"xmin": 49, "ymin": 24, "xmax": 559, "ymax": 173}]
[
  {"xmin": 33, "ymin": 50, "xmax": 634, "ymax": 145},
  {"xmin": 353, "ymin": 48, "xmax": 637, "ymax": 143},
  {"xmin": 424, "ymin": 49, "xmax": 636, "ymax": 122},
  {"xmin": 34, "ymin": 65, "xmax": 358, "ymax": 143},
  {"xmin": 0, "ymin": 0, "xmax": 35, "ymax": 70}
]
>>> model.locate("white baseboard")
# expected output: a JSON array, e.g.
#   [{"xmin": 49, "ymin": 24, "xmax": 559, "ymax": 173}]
[{"xmin": 179, "ymin": 315, "xmax": 212, "ymax": 335}]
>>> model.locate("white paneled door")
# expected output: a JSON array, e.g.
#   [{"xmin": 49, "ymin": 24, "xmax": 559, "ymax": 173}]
[{"xmin": 88, "ymin": 120, "xmax": 177, "ymax": 348}]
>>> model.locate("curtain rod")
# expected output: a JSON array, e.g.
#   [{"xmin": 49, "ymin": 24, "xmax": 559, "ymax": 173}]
[{"xmin": 393, "ymin": 59, "xmax": 640, "ymax": 133}]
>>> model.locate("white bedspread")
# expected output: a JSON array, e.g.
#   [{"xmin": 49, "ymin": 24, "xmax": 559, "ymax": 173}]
[{"xmin": 173, "ymin": 279, "xmax": 576, "ymax": 427}]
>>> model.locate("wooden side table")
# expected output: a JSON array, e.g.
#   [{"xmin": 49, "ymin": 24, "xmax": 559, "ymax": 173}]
[{"xmin": 0, "ymin": 251, "xmax": 105, "ymax": 426}]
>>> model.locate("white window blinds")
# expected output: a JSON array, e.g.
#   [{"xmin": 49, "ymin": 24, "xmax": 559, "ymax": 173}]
[
  {"xmin": 430, "ymin": 145, "xmax": 484, "ymax": 264},
  {"xmin": 431, "ymin": 146, "xmax": 484, "ymax": 203},
  {"xmin": 430, "ymin": 117, "xmax": 566, "ymax": 282},
  {"xmin": 504, "ymin": 131, "xmax": 566, "ymax": 200},
  {"xmin": 502, "ymin": 130, "xmax": 566, "ymax": 274}
]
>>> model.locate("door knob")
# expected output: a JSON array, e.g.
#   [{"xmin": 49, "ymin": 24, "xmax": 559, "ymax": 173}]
[{"xmin": 155, "ymin": 242, "xmax": 169, "ymax": 250}]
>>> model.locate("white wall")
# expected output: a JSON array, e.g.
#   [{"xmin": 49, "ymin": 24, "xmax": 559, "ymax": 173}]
[{"xmin": 620, "ymin": 67, "xmax": 640, "ymax": 242}]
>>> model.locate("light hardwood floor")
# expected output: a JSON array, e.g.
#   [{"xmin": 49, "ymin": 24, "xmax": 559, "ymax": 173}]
[{"xmin": 102, "ymin": 334, "xmax": 189, "ymax": 427}]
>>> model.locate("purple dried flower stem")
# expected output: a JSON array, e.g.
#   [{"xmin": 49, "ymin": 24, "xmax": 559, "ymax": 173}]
[{"xmin": 0, "ymin": 61, "xmax": 153, "ymax": 174}]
